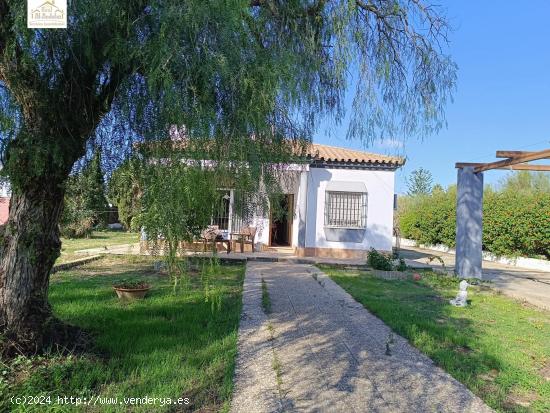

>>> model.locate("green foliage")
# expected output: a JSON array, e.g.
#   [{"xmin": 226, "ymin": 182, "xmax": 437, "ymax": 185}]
[
  {"xmin": 60, "ymin": 152, "xmax": 110, "ymax": 238},
  {"xmin": 483, "ymin": 190, "xmax": 550, "ymax": 259},
  {"xmin": 58, "ymin": 208, "xmax": 94, "ymax": 239},
  {"xmin": 398, "ymin": 185, "xmax": 456, "ymax": 247},
  {"xmin": 84, "ymin": 150, "xmax": 110, "ymax": 225},
  {"xmin": 398, "ymin": 173, "xmax": 550, "ymax": 258},
  {"xmin": 406, "ymin": 167, "xmax": 434, "ymax": 196},
  {"xmin": 395, "ymin": 258, "xmax": 407, "ymax": 272},
  {"xmin": 112, "ymin": 279, "xmax": 149, "ymax": 289},
  {"xmin": 367, "ymin": 248, "xmax": 393, "ymax": 270},
  {"xmin": 498, "ymin": 171, "xmax": 550, "ymax": 194},
  {"xmin": 140, "ymin": 166, "xmax": 217, "ymax": 243},
  {"xmin": 0, "ymin": 1, "xmax": 457, "ymax": 191},
  {"xmin": 59, "ymin": 176, "xmax": 95, "ymax": 239},
  {"xmin": 108, "ymin": 157, "xmax": 143, "ymax": 230}
]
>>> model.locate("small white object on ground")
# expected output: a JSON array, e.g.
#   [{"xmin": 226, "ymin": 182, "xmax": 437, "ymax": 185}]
[{"xmin": 450, "ymin": 280, "xmax": 469, "ymax": 307}]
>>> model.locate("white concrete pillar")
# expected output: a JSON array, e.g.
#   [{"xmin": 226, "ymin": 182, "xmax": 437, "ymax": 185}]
[
  {"xmin": 455, "ymin": 167, "xmax": 484, "ymax": 279},
  {"xmin": 297, "ymin": 171, "xmax": 308, "ymax": 248}
]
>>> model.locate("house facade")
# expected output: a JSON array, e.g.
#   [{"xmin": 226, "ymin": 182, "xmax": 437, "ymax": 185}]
[{"xmin": 209, "ymin": 143, "xmax": 404, "ymax": 258}]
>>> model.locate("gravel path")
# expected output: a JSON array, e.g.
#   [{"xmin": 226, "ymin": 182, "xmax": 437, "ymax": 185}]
[{"xmin": 231, "ymin": 261, "xmax": 492, "ymax": 413}]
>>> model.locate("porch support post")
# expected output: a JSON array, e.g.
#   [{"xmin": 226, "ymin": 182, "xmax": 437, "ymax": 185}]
[
  {"xmin": 297, "ymin": 170, "xmax": 308, "ymax": 248},
  {"xmin": 455, "ymin": 166, "xmax": 484, "ymax": 279}
]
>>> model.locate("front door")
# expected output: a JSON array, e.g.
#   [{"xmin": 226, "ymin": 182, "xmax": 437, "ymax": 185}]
[{"xmin": 270, "ymin": 194, "xmax": 294, "ymax": 246}]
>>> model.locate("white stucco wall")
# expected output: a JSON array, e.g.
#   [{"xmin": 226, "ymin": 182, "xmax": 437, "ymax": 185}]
[
  {"xmin": 236, "ymin": 167, "xmax": 395, "ymax": 252},
  {"xmin": 244, "ymin": 170, "xmax": 302, "ymax": 248},
  {"xmin": 304, "ymin": 167, "xmax": 395, "ymax": 252},
  {"xmin": 251, "ymin": 168, "xmax": 301, "ymax": 246}
]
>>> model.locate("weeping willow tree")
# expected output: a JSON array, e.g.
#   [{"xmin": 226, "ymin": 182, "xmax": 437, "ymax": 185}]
[{"xmin": 0, "ymin": 0, "xmax": 456, "ymax": 354}]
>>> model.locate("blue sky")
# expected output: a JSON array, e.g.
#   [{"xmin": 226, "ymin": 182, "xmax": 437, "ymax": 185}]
[{"xmin": 313, "ymin": 0, "xmax": 550, "ymax": 194}]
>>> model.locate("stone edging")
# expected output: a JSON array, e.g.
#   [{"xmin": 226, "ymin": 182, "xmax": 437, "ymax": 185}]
[
  {"xmin": 52, "ymin": 255, "xmax": 103, "ymax": 273},
  {"xmin": 394, "ymin": 236, "xmax": 550, "ymax": 273}
]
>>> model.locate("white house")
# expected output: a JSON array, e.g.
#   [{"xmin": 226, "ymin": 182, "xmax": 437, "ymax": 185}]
[{"xmin": 207, "ymin": 143, "xmax": 404, "ymax": 258}]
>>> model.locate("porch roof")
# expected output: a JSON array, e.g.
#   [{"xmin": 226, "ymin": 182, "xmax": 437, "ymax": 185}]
[{"xmin": 306, "ymin": 143, "xmax": 405, "ymax": 169}]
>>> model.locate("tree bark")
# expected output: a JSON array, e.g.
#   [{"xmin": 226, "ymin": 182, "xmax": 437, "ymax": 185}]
[{"xmin": 0, "ymin": 177, "xmax": 80, "ymax": 355}]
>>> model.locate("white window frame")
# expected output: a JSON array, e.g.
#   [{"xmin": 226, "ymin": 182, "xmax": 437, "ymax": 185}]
[{"xmin": 324, "ymin": 191, "xmax": 368, "ymax": 229}]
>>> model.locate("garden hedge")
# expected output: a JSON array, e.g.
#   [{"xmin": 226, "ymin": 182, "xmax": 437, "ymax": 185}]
[{"xmin": 397, "ymin": 187, "xmax": 550, "ymax": 259}]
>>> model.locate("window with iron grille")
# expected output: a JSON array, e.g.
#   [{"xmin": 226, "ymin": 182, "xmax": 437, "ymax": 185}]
[
  {"xmin": 212, "ymin": 191, "xmax": 231, "ymax": 230},
  {"xmin": 324, "ymin": 191, "xmax": 367, "ymax": 229}
]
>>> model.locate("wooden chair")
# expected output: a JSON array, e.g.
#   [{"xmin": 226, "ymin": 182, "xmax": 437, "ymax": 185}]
[
  {"xmin": 230, "ymin": 226, "xmax": 257, "ymax": 253},
  {"xmin": 201, "ymin": 225, "xmax": 231, "ymax": 254}
]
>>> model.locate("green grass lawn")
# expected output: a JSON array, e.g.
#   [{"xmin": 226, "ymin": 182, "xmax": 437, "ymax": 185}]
[
  {"xmin": 2, "ymin": 255, "xmax": 244, "ymax": 412},
  {"xmin": 57, "ymin": 231, "xmax": 139, "ymax": 264},
  {"xmin": 322, "ymin": 266, "xmax": 550, "ymax": 412}
]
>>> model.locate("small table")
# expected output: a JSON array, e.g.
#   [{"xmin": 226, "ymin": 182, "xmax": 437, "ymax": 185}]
[
  {"xmin": 202, "ymin": 237, "xmax": 231, "ymax": 254},
  {"xmin": 230, "ymin": 231, "xmax": 256, "ymax": 253}
]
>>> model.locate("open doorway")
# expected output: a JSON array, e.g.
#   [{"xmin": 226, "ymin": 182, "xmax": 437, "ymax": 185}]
[{"xmin": 270, "ymin": 194, "xmax": 294, "ymax": 246}]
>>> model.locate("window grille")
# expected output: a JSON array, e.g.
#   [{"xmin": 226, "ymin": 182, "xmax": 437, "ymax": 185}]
[
  {"xmin": 230, "ymin": 191, "xmax": 254, "ymax": 233},
  {"xmin": 324, "ymin": 191, "xmax": 367, "ymax": 229},
  {"xmin": 212, "ymin": 192, "xmax": 231, "ymax": 230}
]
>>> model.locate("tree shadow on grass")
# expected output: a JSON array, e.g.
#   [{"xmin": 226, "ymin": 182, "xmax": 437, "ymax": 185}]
[
  {"xmin": 6, "ymin": 256, "xmax": 245, "ymax": 413},
  {"xmin": 325, "ymin": 269, "xmax": 540, "ymax": 412}
]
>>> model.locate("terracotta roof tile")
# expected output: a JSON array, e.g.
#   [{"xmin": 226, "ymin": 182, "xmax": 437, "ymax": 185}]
[{"xmin": 306, "ymin": 143, "xmax": 405, "ymax": 167}]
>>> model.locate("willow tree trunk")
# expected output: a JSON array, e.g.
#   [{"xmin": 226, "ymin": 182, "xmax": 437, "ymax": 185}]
[{"xmin": 0, "ymin": 175, "xmax": 76, "ymax": 354}]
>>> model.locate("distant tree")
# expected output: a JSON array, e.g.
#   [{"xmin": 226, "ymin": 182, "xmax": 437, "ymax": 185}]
[
  {"xmin": 406, "ymin": 168, "xmax": 434, "ymax": 196},
  {"xmin": 108, "ymin": 158, "xmax": 143, "ymax": 230},
  {"xmin": 432, "ymin": 183, "xmax": 445, "ymax": 194},
  {"xmin": 59, "ymin": 176, "xmax": 96, "ymax": 239},
  {"xmin": 84, "ymin": 150, "xmax": 109, "ymax": 226},
  {"xmin": 60, "ymin": 151, "xmax": 109, "ymax": 237},
  {"xmin": 499, "ymin": 171, "xmax": 550, "ymax": 194}
]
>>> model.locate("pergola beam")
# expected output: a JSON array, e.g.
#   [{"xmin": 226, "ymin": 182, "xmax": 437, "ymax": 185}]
[
  {"xmin": 474, "ymin": 149, "xmax": 550, "ymax": 172},
  {"xmin": 456, "ymin": 148, "xmax": 550, "ymax": 173},
  {"xmin": 495, "ymin": 150, "xmax": 548, "ymax": 158},
  {"xmin": 455, "ymin": 162, "xmax": 550, "ymax": 171}
]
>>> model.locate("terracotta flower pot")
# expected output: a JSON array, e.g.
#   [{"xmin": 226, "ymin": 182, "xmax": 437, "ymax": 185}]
[{"xmin": 113, "ymin": 284, "xmax": 151, "ymax": 300}]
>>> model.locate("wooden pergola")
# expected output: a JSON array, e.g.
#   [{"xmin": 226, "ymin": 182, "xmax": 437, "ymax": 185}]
[
  {"xmin": 453, "ymin": 148, "xmax": 550, "ymax": 279},
  {"xmin": 456, "ymin": 148, "xmax": 550, "ymax": 172}
]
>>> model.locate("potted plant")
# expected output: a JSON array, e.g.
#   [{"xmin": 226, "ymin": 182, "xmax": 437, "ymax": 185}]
[{"xmin": 113, "ymin": 279, "xmax": 151, "ymax": 300}]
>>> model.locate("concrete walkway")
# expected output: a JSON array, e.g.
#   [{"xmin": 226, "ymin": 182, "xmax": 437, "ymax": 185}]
[
  {"xmin": 399, "ymin": 246, "xmax": 550, "ymax": 310},
  {"xmin": 231, "ymin": 262, "xmax": 492, "ymax": 413}
]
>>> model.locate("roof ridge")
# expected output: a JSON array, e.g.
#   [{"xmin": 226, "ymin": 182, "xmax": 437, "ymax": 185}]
[
  {"xmin": 312, "ymin": 142, "xmax": 398, "ymax": 155},
  {"xmin": 308, "ymin": 142, "xmax": 405, "ymax": 166}
]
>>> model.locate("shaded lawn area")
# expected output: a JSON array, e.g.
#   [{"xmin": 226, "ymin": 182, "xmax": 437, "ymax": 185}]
[
  {"xmin": 57, "ymin": 230, "xmax": 139, "ymax": 264},
  {"xmin": 321, "ymin": 266, "xmax": 550, "ymax": 413},
  {"xmin": 2, "ymin": 255, "xmax": 244, "ymax": 412}
]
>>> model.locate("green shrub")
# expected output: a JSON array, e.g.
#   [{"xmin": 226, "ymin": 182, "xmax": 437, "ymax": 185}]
[
  {"xmin": 398, "ymin": 187, "xmax": 456, "ymax": 248},
  {"xmin": 395, "ymin": 258, "xmax": 407, "ymax": 272},
  {"xmin": 397, "ymin": 179, "xmax": 550, "ymax": 259},
  {"xmin": 367, "ymin": 248, "xmax": 394, "ymax": 270},
  {"xmin": 60, "ymin": 151, "xmax": 109, "ymax": 238},
  {"xmin": 59, "ymin": 216, "xmax": 94, "ymax": 239},
  {"xmin": 483, "ymin": 191, "xmax": 550, "ymax": 258}
]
